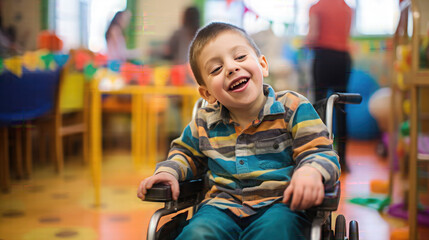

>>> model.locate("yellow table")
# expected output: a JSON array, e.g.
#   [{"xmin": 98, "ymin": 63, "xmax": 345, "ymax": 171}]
[{"xmin": 90, "ymin": 83, "xmax": 199, "ymax": 206}]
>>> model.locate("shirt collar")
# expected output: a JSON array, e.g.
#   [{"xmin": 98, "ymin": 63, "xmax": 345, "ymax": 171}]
[{"xmin": 205, "ymin": 84, "xmax": 285, "ymax": 129}]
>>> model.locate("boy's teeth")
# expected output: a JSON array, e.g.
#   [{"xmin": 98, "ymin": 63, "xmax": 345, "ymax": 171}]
[{"xmin": 230, "ymin": 79, "xmax": 248, "ymax": 89}]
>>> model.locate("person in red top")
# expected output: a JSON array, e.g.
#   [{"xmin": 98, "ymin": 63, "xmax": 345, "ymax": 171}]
[{"xmin": 306, "ymin": 0, "xmax": 353, "ymax": 172}]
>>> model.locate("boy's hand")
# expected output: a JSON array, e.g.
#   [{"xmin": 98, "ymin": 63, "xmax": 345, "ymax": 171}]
[
  {"xmin": 137, "ymin": 172, "xmax": 180, "ymax": 201},
  {"xmin": 282, "ymin": 166, "xmax": 324, "ymax": 211}
]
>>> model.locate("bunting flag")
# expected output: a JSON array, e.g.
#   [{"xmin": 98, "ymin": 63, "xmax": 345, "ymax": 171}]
[
  {"xmin": 74, "ymin": 50, "xmax": 92, "ymax": 71},
  {"xmin": 4, "ymin": 56, "xmax": 23, "ymax": 77},
  {"xmin": 83, "ymin": 63, "xmax": 98, "ymax": 81},
  {"xmin": 54, "ymin": 53, "xmax": 69, "ymax": 67},
  {"xmin": 41, "ymin": 53, "xmax": 55, "ymax": 70},
  {"xmin": 0, "ymin": 58, "xmax": 3, "ymax": 74},
  {"xmin": 36, "ymin": 49, "xmax": 50, "ymax": 69},
  {"xmin": 22, "ymin": 51, "xmax": 40, "ymax": 71},
  {"xmin": 94, "ymin": 53, "xmax": 108, "ymax": 67}
]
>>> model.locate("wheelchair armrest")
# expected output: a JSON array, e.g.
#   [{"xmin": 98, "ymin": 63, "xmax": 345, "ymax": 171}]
[
  {"xmin": 309, "ymin": 182, "xmax": 341, "ymax": 212},
  {"xmin": 144, "ymin": 179, "xmax": 204, "ymax": 202}
]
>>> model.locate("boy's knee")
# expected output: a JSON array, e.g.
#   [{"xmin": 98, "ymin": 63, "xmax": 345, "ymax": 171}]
[
  {"xmin": 251, "ymin": 204, "xmax": 311, "ymax": 239},
  {"xmin": 177, "ymin": 206, "xmax": 240, "ymax": 240},
  {"xmin": 177, "ymin": 220, "xmax": 237, "ymax": 240},
  {"xmin": 177, "ymin": 222, "xmax": 211, "ymax": 240}
]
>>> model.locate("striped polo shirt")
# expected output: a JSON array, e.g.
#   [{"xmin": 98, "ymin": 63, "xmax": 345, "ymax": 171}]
[{"xmin": 155, "ymin": 84, "xmax": 340, "ymax": 217}]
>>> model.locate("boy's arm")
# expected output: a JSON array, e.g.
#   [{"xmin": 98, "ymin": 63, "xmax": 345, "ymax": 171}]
[
  {"xmin": 289, "ymin": 99, "xmax": 340, "ymax": 189},
  {"xmin": 154, "ymin": 115, "xmax": 208, "ymax": 182},
  {"xmin": 137, "ymin": 172, "xmax": 179, "ymax": 200},
  {"xmin": 282, "ymin": 165, "xmax": 324, "ymax": 210}
]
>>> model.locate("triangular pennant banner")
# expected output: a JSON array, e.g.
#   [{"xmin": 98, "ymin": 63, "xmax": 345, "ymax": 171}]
[{"xmin": 4, "ymin": 56, "xmax": 23, "ymax": 77}]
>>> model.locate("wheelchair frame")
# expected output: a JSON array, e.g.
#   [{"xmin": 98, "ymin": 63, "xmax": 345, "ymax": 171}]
[{"xmin": 143, "ymin": 93, "xmax": 362, "ymax": 240}]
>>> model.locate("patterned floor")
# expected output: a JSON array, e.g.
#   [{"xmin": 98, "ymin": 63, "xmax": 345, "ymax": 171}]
[{"xmin": 0, "ymin": 140, "xmax": 426, "ymax": 240}]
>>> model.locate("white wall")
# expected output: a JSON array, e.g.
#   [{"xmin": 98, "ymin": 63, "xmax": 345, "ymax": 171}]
[
  {"xmin": 0, "ymin": 0, "xmax": 194, "ymax": 54},
  {"xmin": 135, "ymin": 0, "xmax": 194, "ymax": 62}
]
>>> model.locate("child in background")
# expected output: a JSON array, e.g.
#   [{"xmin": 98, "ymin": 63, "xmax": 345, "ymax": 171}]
[{"xmin": 138, "ymin": 22, "xmax": 340, "ymax": 240}]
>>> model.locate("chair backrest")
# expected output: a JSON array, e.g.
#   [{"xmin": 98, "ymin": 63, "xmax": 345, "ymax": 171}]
[
  {"xmin": 59, "ymin": 69, "xmax": 86, "ymax": 113},
  {"xmin": 0, "ymin": 68, "xmax": 61, "ymax": 125},
  {"xmin": 192, "ymin": 98, "xmax": 207, "ymax": 119}
]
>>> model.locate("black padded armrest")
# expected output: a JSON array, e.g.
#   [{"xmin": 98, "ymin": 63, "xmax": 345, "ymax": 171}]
[
  {"xmin": 144, "ymin": 179, "xmax": 204, "ymax": 202},
  {"xmin": 144, "ymin": 179, "xmax": 340, "ymax": 212}
]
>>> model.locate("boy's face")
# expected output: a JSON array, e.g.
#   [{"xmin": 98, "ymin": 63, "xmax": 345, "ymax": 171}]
[{"xmin": 197, "ymin": 31, "xmax": 269, "ymax": 111}]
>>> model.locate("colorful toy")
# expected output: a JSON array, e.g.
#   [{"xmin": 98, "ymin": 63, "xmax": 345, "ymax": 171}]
[
  {"xmin": 137, "ymin": 65, "xmax": 152, "ymax": 86},
  {"xmin": 170, "ymin": 65, "xmax": 186, "ymax": 86},
  {"xmin": 349, "ymin": 195, "xmax": 390, "ymax": 212},
  {"xmin": 390, "ymin": 227, "xmax": 409, "ymax": 240},
  {"xmin": 153, "ymin": 66, "xmax": 170, "ymax": 86},
  {"xmin": 394, "ymin": 44, "xmax": 411, "ymax": 73},
  {"xmin": 370, "ymin": 179, "xmax": 389, "ymax": 194},
  {"xmin": 388, "ymin": 203, "xmax": 429, "ymax": 226},
  {"xmin": 369, "ymin": 87, "xmax": 391, "ymax": 133}
]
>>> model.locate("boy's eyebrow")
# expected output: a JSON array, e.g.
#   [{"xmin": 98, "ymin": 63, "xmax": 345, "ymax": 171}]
[{"xmin": 202, "ymin": 45, "xmax": 249, "ymax": 71}]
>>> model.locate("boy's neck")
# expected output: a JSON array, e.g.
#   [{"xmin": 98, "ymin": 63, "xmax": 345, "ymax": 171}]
[{"xmin": 228, "ymin": 95, "xmax": 267, "ymax": 129}]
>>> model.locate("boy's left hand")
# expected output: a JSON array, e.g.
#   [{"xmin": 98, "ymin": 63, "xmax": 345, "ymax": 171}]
[{"xmin": 282, "ymin": 165, "xmax": 324, "ymax": 211}]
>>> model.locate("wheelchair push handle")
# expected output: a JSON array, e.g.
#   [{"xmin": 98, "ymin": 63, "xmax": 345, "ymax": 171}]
[{"xmin": 334, "ymin": 93, "xmax": 362, "ymax": 105}]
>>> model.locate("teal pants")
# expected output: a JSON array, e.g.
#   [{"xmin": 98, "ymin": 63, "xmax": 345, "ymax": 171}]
[{"xmin": 176, "ymin": 204, "xmax": 312, "ymax": 240}]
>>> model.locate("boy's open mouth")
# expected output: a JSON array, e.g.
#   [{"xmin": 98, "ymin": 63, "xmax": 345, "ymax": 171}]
[{"xmin": 229, "ymin": 78, "xmax": 249, "ymax": 91}]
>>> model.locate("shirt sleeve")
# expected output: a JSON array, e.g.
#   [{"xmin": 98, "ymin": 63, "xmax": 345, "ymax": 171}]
[
  {"xmin": 289, "ymin": 97, "xmax": 340, "ymax": 189},
  {"xmin": 154, "ymin": 111, "xmax": 208, "ymax": 181}
]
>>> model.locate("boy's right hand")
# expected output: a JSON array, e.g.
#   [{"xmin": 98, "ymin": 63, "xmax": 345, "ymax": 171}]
[{"xmin": 137, "ymin": 172, "xmax": 180, "ymax": 201}]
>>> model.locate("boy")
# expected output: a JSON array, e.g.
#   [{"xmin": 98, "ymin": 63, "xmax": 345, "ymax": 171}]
[{"xmin": 138, "ymin": 22, "xmax": 340, "ymax": 240}]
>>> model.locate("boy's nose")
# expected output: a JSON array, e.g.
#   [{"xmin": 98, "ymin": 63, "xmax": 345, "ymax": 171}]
[{"xmin": 227, "ymin": 67, "xmax": 240, "ymax": 76}]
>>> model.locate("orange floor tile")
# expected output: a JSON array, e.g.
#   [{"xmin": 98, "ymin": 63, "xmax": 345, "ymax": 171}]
[{"xmin": 0, "ymin": 140, "xmax": 428, "ymax": 240}]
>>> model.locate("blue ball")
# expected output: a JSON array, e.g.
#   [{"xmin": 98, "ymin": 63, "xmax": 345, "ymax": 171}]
[{"xmin": 346, "ymin": 69, "xmax": 380, "ymax": 140}]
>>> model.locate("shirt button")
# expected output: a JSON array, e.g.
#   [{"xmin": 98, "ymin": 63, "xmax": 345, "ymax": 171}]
[
  {"xmin": 239, "ymin": 160, "xmax": 244, "ymax": 165},
  {"xmin": 273, "ymin": 143, "xmax": 279, "ymax": 149}
]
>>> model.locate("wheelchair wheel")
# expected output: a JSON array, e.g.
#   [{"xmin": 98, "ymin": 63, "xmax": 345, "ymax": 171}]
[
  {"xmin": 334, "ymin": 214, "xmax": 346, "ymax": 240},
  {"xmin": 322, "ymin": 229, "xmax": 334, "ymax": 240},
  {"xmin": 349, "ymin": 220, "xmax": 359, "ymax": 240}
]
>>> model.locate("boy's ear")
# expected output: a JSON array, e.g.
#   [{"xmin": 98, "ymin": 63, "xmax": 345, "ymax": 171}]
[
  {"xmin": 259, "ymin": 55, "xmax": 269, "ymax": 77},
  {"xmin": 198, "ymin": 86, "xmax": 217, "ymax": 104}
]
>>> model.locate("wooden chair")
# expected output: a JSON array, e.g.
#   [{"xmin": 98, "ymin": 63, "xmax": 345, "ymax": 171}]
[
  {"xmin": 51, "ymin": 67, "xmax": 90, "ymax": 173},
  {"xmin": 0, "ymin": 127, "xmax": 10, "ymax": 191},
  {"xmin": 1, "ymin": 66, "xmax": 62, "ymax": 191},
  {"xmin": 41, "ymin": 49, "xmax": 92, "ymax": 173}
]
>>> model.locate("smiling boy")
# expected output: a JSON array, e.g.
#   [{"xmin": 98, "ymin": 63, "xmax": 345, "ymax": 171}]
[{"xmin": 138, "ymin": 22, "xmax": 340, "ymax": 240}]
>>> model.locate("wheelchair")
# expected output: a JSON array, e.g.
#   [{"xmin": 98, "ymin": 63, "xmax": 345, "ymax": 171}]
[{"xmin": 143, "ymin": 93, "xmax": 362, "ymax": 240}]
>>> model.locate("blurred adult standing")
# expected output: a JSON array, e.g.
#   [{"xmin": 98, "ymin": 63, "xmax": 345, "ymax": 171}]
[
  {"xmin": 105, "ymin": 10, "xmax": 139, "ymax": 61},
  {"xmin": 164, "ymin": 6, "xmax": 200, "ymax": 65},
  {"xmin": 306, "ymin": 0, "xmax": 353, "ymax": 172}
]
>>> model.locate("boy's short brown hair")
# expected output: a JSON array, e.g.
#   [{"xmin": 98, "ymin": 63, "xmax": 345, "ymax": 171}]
[{"xmin": 189, "ymin": 22, "xmax": 262, "ymax": 86}]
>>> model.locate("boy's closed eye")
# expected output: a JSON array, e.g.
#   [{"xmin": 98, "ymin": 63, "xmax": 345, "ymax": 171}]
[
  {"xmin": 210, "ymin": 66, "xmax": 222, "ymax": 75},
  {"xmin": 235, "ymin": 55, "xmax": 247, "ymax": 60}
]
